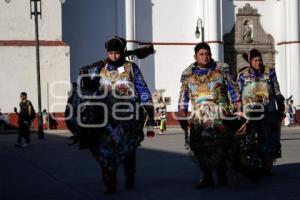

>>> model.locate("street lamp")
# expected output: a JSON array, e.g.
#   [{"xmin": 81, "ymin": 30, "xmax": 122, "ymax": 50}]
[
  {"xmin": 30, "ymin": 0, "xmax": 44, "ymax": 139},
  {"xmin": 195, "ymin": 18, "xmax": 204, "ymax": 42}
]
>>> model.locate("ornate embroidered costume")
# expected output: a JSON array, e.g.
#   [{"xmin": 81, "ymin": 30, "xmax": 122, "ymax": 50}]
[
  {"xmin": 66, "ymin": 36, "xmax": 155, "ymax": 193},
  {"xmin": 237, "ymin": 66, "xmax": 284, "ymax": 162},
  {"xmin": 178, "ymin": 61, "xmax": 239, "ymax": 170},
  {"xmin": 88, "ymin": 60, "xmax": 152, "ymax": 170}
]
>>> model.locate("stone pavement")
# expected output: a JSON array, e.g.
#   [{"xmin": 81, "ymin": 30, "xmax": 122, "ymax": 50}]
[{"xmin": 0, "ymin": 127, "xmax": 300, "ymax": 200}]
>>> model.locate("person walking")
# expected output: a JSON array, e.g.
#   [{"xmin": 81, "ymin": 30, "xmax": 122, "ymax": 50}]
[
  {"xmin": 14, "ymin": 92, "xmax": 35, "ymax": 147},
  {"xmin": 178, "ymin": 42, "xmax": 239, "ymax": 187},
  {"xmin": 237, "ymin": 49, "xmax": 285, "ymax": 176}
]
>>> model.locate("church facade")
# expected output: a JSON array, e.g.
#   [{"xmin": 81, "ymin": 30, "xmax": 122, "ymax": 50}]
[
  {"xmin": 63, "ymin": 0, "xmax": 300, "ymax": 111},
  {"xmin": 1, "ymin": 0, "xmax": 299, "ymax": 116}
]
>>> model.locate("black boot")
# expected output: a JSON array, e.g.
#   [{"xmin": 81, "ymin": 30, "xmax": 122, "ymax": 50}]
[
  {"xmin": 125, "ymin": 172, "xmax": 135, "ymax": 189},
  {"xmin": 217, "ymin": 168, "xmax": 228, "ymax": 186},
  {"xmin": 194, "ymin": 153, "xmax": 214, "ymax": 188},
  {"xmin": 196, "ymin": 166, "xmax": 214, "ymax": 188},
  {"xmin": 102, "ymin": 168, "xmax": 117, "ymax": 194},
  {"xmin": 124, "ymin": 151, "xmax": 136, "ymax": 190},
  {"xmin": 196, "ymin": 173, "xmax": 214, "ymax": 188},
  {"xmin": 217, "ymin": 163, "xmax": 228, "ymax": 186},
  {"xmin": 263, "ymin": 161, "xmax": 273, "ymax": 176}
]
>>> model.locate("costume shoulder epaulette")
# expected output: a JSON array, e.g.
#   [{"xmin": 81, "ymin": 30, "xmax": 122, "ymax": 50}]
[
  {"xmin": 266, "ymin": 66, "xmax": 276, "ymax": 74},
  {"xmin": 123, "ymin": 61, "xmax": 134, "ymax": 73},
  {"xmin": 26, "ymin": 100, "xmax": 31, "ymax": 106},
  {"xmin": 215, "ymin": 61, "xmax": 230, "ymax": 73},
  {"xmin": 180, "ymin": 63, "xmax": 194, "ymax": 82},
  {"xmin": 270, "ymin": 66, "xmax": 276, "ymax": 70},
  {"xmin": 215, "ymin": 61, "xmax": 228, "ymax": 69},
  {"xmin": 123, "ymin": 61, "xmax": 133, "ymax": 68},
  {"xmin": 262, "ymin": 65, "xmax": 275, "ymax": 79},
  {"xmin": 237, "ymin": 66, "xmax": 249, "ymax": 78}
]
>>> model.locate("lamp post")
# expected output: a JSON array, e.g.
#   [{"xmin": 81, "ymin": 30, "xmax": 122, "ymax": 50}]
[
  {"xmin": 195, "ymin": 18, "xmax": 204, "ymax": 42},
  {"xmin": 30, "ymin": 0, "xmax": 44, "ymax": 139}
]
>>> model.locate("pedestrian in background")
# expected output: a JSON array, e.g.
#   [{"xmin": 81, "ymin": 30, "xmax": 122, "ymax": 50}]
[{"xmin": 14, "ymin": 92, "xmax": 35, "ymax": 148}]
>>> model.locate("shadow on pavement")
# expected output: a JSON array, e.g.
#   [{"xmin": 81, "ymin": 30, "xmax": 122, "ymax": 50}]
[{"xmin": 0, "ymin": 133, "xmax": 299, "ymax": 200}]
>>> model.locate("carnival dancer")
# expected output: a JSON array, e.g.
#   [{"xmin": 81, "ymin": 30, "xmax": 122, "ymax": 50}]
[
  {"xmin": 66, "ymin": 37, "xmax": 155, "ymax": 194},
  {"xmin": 177, "ymin": 42, "xmax": 239, "ymax": 187},
  {"xmin": 156, "ymin": 97, "xmax": 167, "ymax": 134},
  {"xmin": 237, "ymin": 49, "xmax": 285, "ymax": 176}
]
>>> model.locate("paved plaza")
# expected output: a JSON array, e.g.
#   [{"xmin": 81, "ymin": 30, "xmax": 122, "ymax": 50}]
[{"xmin": 0, "ymin": 127, "xmax": 300, "ymax": 200}]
